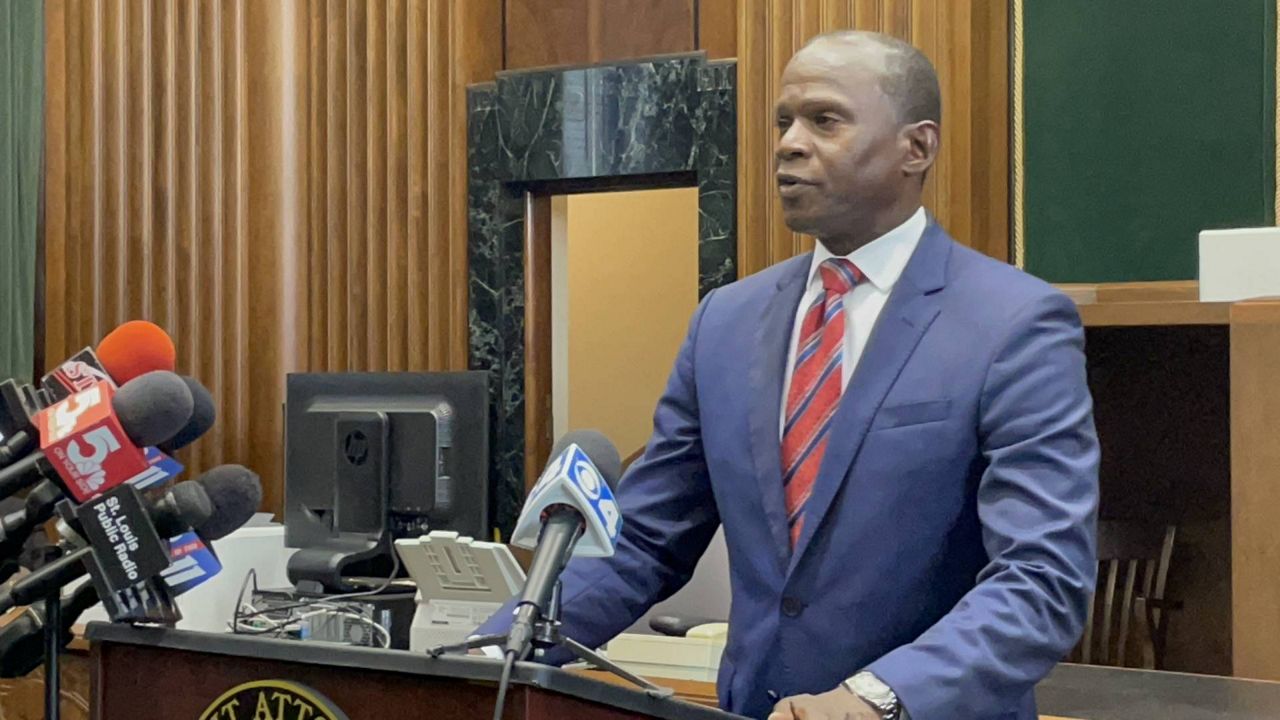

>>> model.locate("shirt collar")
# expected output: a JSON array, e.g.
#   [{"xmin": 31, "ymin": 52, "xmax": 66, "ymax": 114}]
[{"xmin": 808, "ymin": 206, "xmax": 928, "ymax": 292}]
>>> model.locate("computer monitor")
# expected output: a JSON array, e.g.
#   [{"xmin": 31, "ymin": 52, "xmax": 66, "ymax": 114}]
[{"xmin": 283, "ymin": 371, "xmax": 489, "ymax": 591}]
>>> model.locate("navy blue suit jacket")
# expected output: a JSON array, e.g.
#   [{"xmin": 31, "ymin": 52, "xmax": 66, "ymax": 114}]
[{"xmin": 479, "ymin": 223, "xmax": 1100, "ymax": 720}]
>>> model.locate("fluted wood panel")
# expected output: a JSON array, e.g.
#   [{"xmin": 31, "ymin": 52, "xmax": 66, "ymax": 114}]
[
  {"xmin": 43, "ymin": 0, "xmax": 501, "ymax": 514},
  {"xmin": 305, "ymin": 0, "xmax": 500, "ymax": 373},
  {"xmin": 44, "ymin": 0, "xmax": 276, "ymax": 493},
  {"xmin": 738, "ymin": 0, "xmax": 1009, "ymax": 274}
]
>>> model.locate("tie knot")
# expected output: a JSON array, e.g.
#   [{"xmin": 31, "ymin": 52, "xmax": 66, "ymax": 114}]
[{"xmin": 819, "ymin": 258, "xmax": 862, "ymax": 295}]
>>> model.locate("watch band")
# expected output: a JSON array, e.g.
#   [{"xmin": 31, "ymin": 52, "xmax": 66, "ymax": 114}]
[{"xmin": 842, "ymin": 672, "xmax": 902, "ymax": 720}]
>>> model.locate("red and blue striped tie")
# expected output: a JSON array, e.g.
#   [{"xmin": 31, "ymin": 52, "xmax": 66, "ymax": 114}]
[{"xmin": 781, "ymin": 258, "xmax": 862, "ymax": 549}]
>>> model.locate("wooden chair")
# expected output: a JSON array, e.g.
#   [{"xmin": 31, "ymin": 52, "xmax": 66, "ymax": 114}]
[{"xmin": 1069, "ymin": 521, "xmax": 1178, "ymax": 669}]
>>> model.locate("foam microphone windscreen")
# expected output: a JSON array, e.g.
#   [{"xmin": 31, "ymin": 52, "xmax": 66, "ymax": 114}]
[
  {"xmin": 194, "ymin": 464, "xmax": 262, "ymax": 540},
  {"xmin": 96, "ymin": 321, "xmax": 177, "ymax": 384},
  {"xmin": 112, "ymin": 371, "xmax": 195, "ymax": 448},
  {"xmin": 157, "ymin": 376, "xmax": 216, "ymax": 453},
  {"xmin": 153, "ymin": 481, "xmax": 215, "ymax": 538},
  {"xmin": 550, "ymin": 429, "xmax": 622, "ymax": 489}
]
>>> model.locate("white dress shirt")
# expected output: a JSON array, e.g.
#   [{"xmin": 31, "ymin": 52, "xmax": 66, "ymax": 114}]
[{"xmin": 779, "ymin": 207, "xmax": 927, "ymax": 435}]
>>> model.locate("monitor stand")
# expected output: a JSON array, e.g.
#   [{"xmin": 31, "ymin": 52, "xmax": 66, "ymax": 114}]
[{"xmin": 286, "ymin": 535, "xmax": 387, "ymax": 593}]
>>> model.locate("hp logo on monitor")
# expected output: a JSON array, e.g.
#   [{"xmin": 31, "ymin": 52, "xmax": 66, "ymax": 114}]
[{"xmin": 343, "ymin": 431, "xmax": 369, "ymax": 466}]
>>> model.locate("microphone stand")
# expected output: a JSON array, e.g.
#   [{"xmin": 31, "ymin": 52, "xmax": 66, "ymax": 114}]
[
  {"xmin": 43, "ymin": 589, "xmax": 60, "ymax": 720},
  {"xmin": 427, "ymin": 579, "xmax": 673, "ymax": 699}
]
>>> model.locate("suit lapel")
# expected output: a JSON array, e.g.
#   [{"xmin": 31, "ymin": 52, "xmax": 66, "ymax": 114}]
[
  {"xmin": 787, "ymin": 223, "xmax": 952, "ymax": 574},
  {"xmin": 747, "ymin": 255, "xmax": 811, "ymax": 575}
]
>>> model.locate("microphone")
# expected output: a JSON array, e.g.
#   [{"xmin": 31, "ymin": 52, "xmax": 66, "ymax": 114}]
[
  {"xmin": 0, "ymin": 482, "xmax": 65, "ymax": 584},
  {"xmin": 0, "ymin": 381, "xmax": 42, "ymax": 468},
  {"xmin": 157, "ymin": 465, "xmax": 262, "ymax": 595},
  {"xmin": 184, "ymin": 464, "xmax": 262, "ymax": 541},
  {"xmin": 505, "ymin": 430, "xmax": 623, "ymax": 659},
  {"xmin": 0, "ymin": 469, "xmax": 252, "ymax": 678},
  {"xmin": 0, "ymin": 466, "xmax": 260, "ymax": 651},
  {"xmin": 0, "ymin": 379, "xmax": 39, "ymax": 437},
  {"xmin": 0, "ymin": 582, "xmax": 99, "ymax": 678},
  {"xmin": 90, "ymin": 465, "xmax": 261, "ymax": 623},
  {"xmin": 41, "ymin": 321, "xmax": 176, "ymax": 403},
  {"xmin": 0, "ymin": 481, "xmax": 212, "ymax": 614},
  {"xmin": 157, "ymin": 376, "xmax": 216, "ymax": 455},
  {"xmin": 0, "ymin": 372, "xmax": 194, "ymax": 503}
]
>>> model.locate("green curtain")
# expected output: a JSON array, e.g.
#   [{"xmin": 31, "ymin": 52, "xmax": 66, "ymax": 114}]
[{"xmin": 0, "ymin": 0, "xmax": 42, "ymax": 382}]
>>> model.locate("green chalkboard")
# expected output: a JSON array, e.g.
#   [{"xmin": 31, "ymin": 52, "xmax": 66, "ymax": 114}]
[{"xmin": 1022, "ymin": 0, "xmax": 1276, "ymax": 282}]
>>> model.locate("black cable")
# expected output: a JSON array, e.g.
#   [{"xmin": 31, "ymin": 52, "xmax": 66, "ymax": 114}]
[
  {"xmin": 492, "ymin": 649, "xmax": 517, "ymax": 720},
  {"xmin": 230, "ymin": 550, "xmax": 404, "ymax": 629}
]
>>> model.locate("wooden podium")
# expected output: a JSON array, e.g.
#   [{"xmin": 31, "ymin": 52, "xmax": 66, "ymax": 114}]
[{"xmin": 88, "ymin": 623, "xmax": 739, "ymax": 720}]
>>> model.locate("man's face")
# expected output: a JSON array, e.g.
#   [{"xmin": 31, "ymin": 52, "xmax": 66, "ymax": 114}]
[{"xmin": 774, "ymin": 43, "xmax": 910, "ymax": 244}]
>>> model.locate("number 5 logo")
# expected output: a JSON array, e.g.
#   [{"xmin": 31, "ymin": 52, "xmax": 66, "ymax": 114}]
[
  {"xmin": 51, "ymin": 386, "xmax": 104, "ymax": 442},
  {"xmin": 67, "ymin": 426, "xmax": 122, "ymax": 489}
]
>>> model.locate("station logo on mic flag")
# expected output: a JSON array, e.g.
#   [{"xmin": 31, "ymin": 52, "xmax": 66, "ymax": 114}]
[
  {"xmin": 161, "ymin": 530, "xmax": 222, "ymax": 595},
  {"xmin": 511, "ymin": 443, "xmax": 622, "ymax": 557},
  {"xmin": 35, "ymin": 380, "xmax": 150, "ymax": 501},
  {"xmin": 73, "ymin": 483, "xmax": 171, "ymax": 591},
  {"xmin": 128, "ymin": 447, "xmax": 185, "ymax": 491}
]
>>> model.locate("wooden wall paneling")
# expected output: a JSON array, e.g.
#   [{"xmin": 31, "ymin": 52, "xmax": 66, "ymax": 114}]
[
  {"xmin": 366, "ymin": 0, "xmax": 389, "ymax": 371},
  {"xmin": 386, "ymin": 0, "xmax": 408, "ymax": 372},
  {"xmin": 915, "ymin": 0, "xmax": 942, "ymax": 227},
  {"xmin": 504, "ymin": 0, "xmax": 591, "ymax": 70},
  {"xmin": 45, "ymin": 0, "xmax": 503, "ymax": 514},
  {"xmin": 697, "ymin": 0, "xmax": 738, "ymax": 59},
  {"xmin": 348, "ymin": 0, "xmax": 370, "ymax": 370},
  {"xmin": 405, "ymin": 0, "xmax": 428, "ymax": 369},
  {"xmin": 452, "ymin": 0, "xmax": 504, "ymax": 369},
  {"xmin": 147, "ymin": 0, "xmax": 170, "ymax": 336},
  {"xmin": 40, "ymin": 0, "xmax": 502, "ymax": 512},
  {"xmin": 503, "ymin": 0, "xmax": 696, "ymax": 70},
  {"xmin": 44, "ymin": 0, "xmax": 67, "ymax": 370},
  {"xmin": 302, "ymin": 0, "xmax": 500, "ymax": 373},
  {"xmin": 99, "ymin": 0, "xmax": 121, "ymax": 328},
  {"xmin": 968, "ymin": 0, "xmax": 1009, "ymax": 262},
  {"xmin": 225, "ymin": 0, "xmax": 250, "ymax": 468},
  {"xmin": 738, "ymin": 0, "xmax": 772, "ymax": 276},
  {"xmin": 125, "ymin": 0, "xmax": 146, "ymax": 321},
  {"xmin": 244, "ymin": 0, "xmax": 309, "ymax": 514},
  {"xmin": 735, "ymin": 0, "xmax": 1010, "ymax": 276},
  {"xmin": 324, "ymin": 0, "xmax": 349, "ymax": 371},
  {"xmin": 593, "ymin": 0, "xmax": 695, "ymax": 62},
  {"xmin": 307, "ymin": 0, "xmax": 329, "ymax": 370},
  {"xmin": 425, "ymin": 0, "xmax": 449, "ymax": 371},
  {"xmin": 172, "ymin": 0, "xmax": 194, "ymax": 396}
]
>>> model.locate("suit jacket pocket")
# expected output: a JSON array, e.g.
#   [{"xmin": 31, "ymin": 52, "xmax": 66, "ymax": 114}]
[{"xmin": 869, "ymin": 399, "xmax": 952, "ymax": 431}]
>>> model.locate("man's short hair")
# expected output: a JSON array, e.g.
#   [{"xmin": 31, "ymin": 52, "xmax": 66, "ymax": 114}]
[{"xmin": 805, "ymin": 30, "xmax": 942, "ymax": 126}]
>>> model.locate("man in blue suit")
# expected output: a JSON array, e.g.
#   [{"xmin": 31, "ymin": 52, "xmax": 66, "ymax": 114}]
[{"xmin": 479, "ymin": 30, "xmax": 1099, "ymax": 720}]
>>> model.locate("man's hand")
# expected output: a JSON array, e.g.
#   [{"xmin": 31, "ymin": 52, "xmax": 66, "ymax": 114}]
[{"xmin": 768, "ymin": 686, "xmax": 881, "ymax": 720}]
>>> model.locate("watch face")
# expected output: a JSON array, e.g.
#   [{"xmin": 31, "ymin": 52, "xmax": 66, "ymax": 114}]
[{"xmin": 851, "ymin": 673, "xmax": 896, "ymax": 708}]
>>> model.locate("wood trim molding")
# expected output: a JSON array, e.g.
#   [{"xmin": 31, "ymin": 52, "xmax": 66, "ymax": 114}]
[
  {"xmin": 1229, "ymin": 298, "xmax": 1280, "ymax": 679},
  {"xmin": 524, "ymin": 193, "xmax": 554, "ymax": 495},
  {"xmin": 1012, "ymin": 0, "xmax": 1025, "ymax": 268}
]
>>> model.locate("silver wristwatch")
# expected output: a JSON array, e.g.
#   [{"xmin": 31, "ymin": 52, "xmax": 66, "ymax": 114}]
[{"xmin": 843, "ymin": 671, "xmax": 903, "ymax": 720}]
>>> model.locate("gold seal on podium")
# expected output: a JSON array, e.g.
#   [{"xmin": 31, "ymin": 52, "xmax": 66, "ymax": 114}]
[{"xmin": 199, "ymin": 680, "xmax": 349, "ymax": 720}]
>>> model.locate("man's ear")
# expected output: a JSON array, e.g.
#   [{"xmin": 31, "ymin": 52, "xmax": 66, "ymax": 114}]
[{"xmin": 901, "ymin": 120, "xmax": 940, "ymax": 179}]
